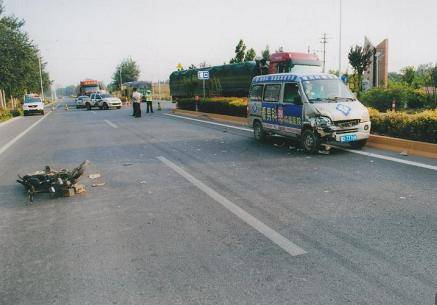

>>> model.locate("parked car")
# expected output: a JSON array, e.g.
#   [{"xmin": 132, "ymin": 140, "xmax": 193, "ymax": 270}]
[
  {"xmin": 75, "ymin": 95, "xmax": 90, "ymax": 109},
  {"xmin": 86, "ymin": 93, "xmax": 122, "ymax": 110},
  {"xmin": 23, "ymin": 95, "xmax": 44, "ymax": 116}
]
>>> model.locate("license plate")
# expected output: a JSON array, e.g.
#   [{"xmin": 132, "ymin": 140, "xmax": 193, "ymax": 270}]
[{"xmin": 340, "ymin": 134, "xmax": 357, "ymax": 143}]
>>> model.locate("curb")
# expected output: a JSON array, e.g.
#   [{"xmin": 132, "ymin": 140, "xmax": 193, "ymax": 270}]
[
  {"xmin": 172, "ymin": 109, "xmax": 248, "ymax": 126},
  {"xmin": 367, "ymin": 135, "xmax": 437, "ymax": 159},
  {"xmin": 0, "ymin": 115, "xmax": 22, "ymax": 128},
  {"xmin": 172, "ymin": 109, "xmax": 437, "ymax": 160}
]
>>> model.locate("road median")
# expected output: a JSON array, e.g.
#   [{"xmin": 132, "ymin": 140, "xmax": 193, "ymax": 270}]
[{"xmin": 172, "ymin": 109, "xmax": 437, "ymax": 159}]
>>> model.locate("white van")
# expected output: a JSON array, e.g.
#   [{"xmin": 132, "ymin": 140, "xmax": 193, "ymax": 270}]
[{"xmin": 248, "ymin": 73, "xmax": 371, "ymax": 153}]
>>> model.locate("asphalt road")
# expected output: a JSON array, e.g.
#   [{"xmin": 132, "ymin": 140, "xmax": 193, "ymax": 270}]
[{"xmin": 0, "ymin": 98, "xmax": 436, "ymax": 305}]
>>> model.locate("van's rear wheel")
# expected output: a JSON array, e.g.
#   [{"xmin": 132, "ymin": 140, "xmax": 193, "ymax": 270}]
[
  {"xmin": 253, "ymin": 121, "xmax": 266, "ymax": 142},
  {"xmin": 302, "ymin": 129, "xmax": 321, "ymax": 153},
  {"xmin": 350, "ymin": 139, "xmax": 367, "ymax": 149}
]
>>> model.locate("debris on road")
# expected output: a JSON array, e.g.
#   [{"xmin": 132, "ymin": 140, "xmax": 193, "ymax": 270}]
[
  {"xmin": 400, "ymin": 150, "xmax": 409, "ymax": 156},
  {"xmin": 73, "ymin": 184, "xmax": 86, "ymax": 194},
  {"xmin": 123, "ymin": 163, "xmax": 133, "ymax": 166},
  {"xmin": 17, "ymin": 160, "xmax": 89, "ymax": 203},
  {"xmin": 92, "ymin": 182, "xmax": 105, "ymax": 187},
  {"xmin": 88, "ymin": 173, "xmax": 101, "ymax": 179}
]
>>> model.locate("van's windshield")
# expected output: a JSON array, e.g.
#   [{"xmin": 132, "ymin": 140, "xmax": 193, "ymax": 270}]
[{"xmin": 302, "ymin": 79, "xmax": 356, "ymax": 103}]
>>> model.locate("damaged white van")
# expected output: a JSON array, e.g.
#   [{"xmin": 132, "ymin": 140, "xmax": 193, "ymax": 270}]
[{"xmin": 248, "ymin": 73, "xmax": 371, "ymax": 153}]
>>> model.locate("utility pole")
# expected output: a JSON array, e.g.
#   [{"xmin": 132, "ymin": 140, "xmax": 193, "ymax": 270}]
[
  {"xmin": 338, "ymin": 0, "xmax": 342, "ymax": 75},
  {"xmin": 320, "ymin": 33, "xmax": 328, "ymax": 73},
  {"xmin": 38, "ymin": 55, "xmax": 44, "ymax": 98},
  {"xmin": 158, "ymin": 80, "xmax": 161, "ymax": 100},
  {"xmin": 119, "ymin": 67, "xmax": 123, "ymax": 92}
]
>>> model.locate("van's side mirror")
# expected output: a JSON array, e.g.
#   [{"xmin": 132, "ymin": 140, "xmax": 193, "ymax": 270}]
[{"xmin": 294, "ymin": 95, "xmax": 302, "ymax": 105}]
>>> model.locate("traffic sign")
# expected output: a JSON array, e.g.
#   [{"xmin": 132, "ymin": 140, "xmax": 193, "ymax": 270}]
[{"xmin": 198, "ymin": 71, "xmax": 209, "ymax": 80}]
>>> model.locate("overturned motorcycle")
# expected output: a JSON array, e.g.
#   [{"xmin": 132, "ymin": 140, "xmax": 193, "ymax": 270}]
[{"xmin": 17, "ymin": 160, "xmax": 89, "ymax": 203}]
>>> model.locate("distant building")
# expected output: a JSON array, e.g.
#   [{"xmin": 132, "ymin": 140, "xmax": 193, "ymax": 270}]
[{"xmin": 363, "ymin": 37, "xmax": 388, "ymax": 89}]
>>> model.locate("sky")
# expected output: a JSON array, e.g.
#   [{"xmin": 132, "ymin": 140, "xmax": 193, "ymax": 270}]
[{"xmin": 4, "ymin": 0, "xmax": 437, "ymax": 87}]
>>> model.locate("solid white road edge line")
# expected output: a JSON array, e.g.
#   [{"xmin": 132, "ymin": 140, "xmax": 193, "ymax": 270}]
[
  {"xmin": 157, "ymin": 156, "xmax": 307, "ymax": 257},
  {"xmin": 164, "ymin": 113, "xmax": 252, "ymax": 132},
  {"xmin": 165, "ymin": 113, "xmax": 437, "ymax": 172},
  {"xmin": 0, "ymin": 111, "xmax": 51, "ymax": 157},
  {"xmin": 339, "ymin": 148, "xmax": 437, "ymax": 171},
  {"xmin": 104, "ymin": 119, "xmax": 118, "ymax": 129}
]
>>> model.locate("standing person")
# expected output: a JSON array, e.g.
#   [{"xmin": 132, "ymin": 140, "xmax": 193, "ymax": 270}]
[
  {"xmin": 131, "ymin": 87, "xmax": 142, "ymax": 118},
  {"xmin": 146, "ymin": 90, "xmax": 153, "ymax": 113}
]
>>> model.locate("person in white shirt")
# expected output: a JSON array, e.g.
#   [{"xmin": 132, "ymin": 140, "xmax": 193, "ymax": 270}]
[{"xmin": 131, "ymin": 87, "xmax": 142, "ymax": 118}]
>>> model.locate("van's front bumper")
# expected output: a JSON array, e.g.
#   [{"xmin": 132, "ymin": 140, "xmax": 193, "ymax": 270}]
[{"xmin": 322, "ymin": 121, "xmax": 371, "ymax": 143}]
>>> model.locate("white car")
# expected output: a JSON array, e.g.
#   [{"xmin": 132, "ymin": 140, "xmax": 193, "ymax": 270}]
[
  {"xmin": 23, "ymin": 95, "xmax": 44, "ymax": 116},
  {"xmin": 87, "ymin": 93, "xmax": 122, "ymax": 110},
  {"xmin": 75, "ymin": 95, "xmax": 90, "ymax": 109}
]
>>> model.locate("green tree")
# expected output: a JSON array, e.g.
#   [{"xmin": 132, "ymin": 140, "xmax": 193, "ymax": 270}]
[
  {"xmin": 112, "ymin": 57, "xmax": 140, "ymax": 90},
  {"xmin": 0, "ymin": 0, "xmax": 51, "ymax": 98},
  {"xmin": 388, "ymin": 72, "xmax": 402, "ymax": 83},
  {"xmin": 261, "ymin": 45, "xmax": 270, "ymax": 61},
  {"xmin": 348, "ymin": 45, "xmax": 373, "ymax": 93},
  {"xmin": 244, "ymin": 48, "xmax": 256, "ymax": 62},
  {"xmin": 401, "ymin": 66, "xmax": 415, "ymax": 87},
  {"xmin": 230, "ymin": 39, "xmax": 246, "ymax": 63}
]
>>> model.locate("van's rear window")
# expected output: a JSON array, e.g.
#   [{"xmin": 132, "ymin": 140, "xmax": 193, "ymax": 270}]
[{"xmin": 263, "ymin": 84, "xmax": 281, "ymax": 102}]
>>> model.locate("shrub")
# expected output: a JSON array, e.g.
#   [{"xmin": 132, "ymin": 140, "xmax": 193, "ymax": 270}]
[
  {"xmin": 0, "ymin": 108, "xmax": 23, "ymax": 121},
  {"xmin": 10, "ymin": 109, "xmax": 23, "ymax": 117},
  {"xmin": 177, "ymin": 97, "xmax": 248, "ymax": 117},
  {"xmin": 369, "ymin": 108, "xmax": 437, "ymax": 143},
  {"xmin": 0, "ymin": 109, "xmax": 13, "ymax": 122},
  {"xmin": 360, "ymin": 84, "xmax": 428, "ymax": 111}
]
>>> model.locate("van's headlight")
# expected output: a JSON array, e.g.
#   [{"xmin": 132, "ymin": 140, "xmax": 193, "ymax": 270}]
[{"xmin": 315, "ymin": 116, "xmax": 332, "ymax": 127}]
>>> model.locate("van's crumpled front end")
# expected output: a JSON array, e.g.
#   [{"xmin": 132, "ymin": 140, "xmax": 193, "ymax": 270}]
[
  {"xmin": 308, "ymin": 101, "xmax": 371, "ymax": 146},
  {"xmin": 300, "ymin": 76, "xmax": 371, "ymax": 148}
]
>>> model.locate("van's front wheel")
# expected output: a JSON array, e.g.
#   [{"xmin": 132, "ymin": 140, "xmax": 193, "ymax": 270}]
[
  {"xmin": 253, "ymin": 121, "xmax": 266, "ymax": 142},
  {"xmin": 302, "ymin": 129, "xmax": 321, "ymax": 153}
]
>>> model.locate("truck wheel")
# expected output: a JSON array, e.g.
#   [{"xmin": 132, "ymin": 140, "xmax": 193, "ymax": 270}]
[
  {"xmin": 350, "ymin": 139, "xmax": 367, "ymax": 149},
  {"xmin": 41, "ymin": 110, "xmax": 45, "ymax": 115},
  {"xmin": 102, "ymin": 103, "xmax": 108, "ymax": 110},
  {"xmin": 253, "ymin": 121, "xmax": 266, "ymax": 142},
  {"xmin": 86, "ymin": 103, "xmax": 91, "ymax": 111},
  {"xmin": 302, "ymin": 129, "xmax": 321, "ymax": 154}
]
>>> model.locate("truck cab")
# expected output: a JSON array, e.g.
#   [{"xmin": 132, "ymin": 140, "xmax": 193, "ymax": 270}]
[{"xmin": 248, "ymin": 73, "xmax": 371, "ymax": 153}]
